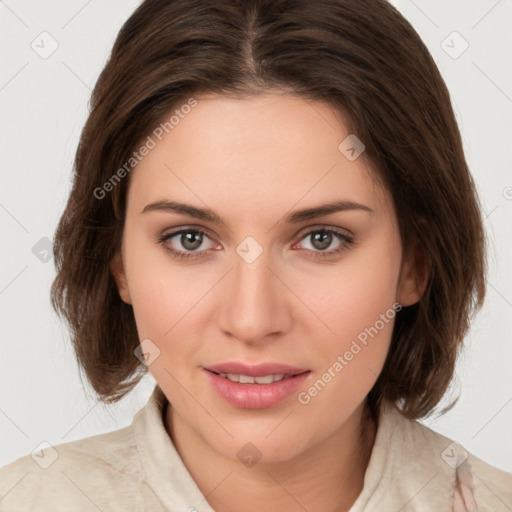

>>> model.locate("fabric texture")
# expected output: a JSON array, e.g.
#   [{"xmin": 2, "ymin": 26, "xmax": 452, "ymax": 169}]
[{"xmin": 1, "ymin": 384, "xmax": 511, "ymax": 511}]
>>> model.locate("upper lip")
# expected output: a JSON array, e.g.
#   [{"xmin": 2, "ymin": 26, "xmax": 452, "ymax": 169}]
[{"xmin": 204, "ymin": 362, "xmax": 310, "ymax": 377}]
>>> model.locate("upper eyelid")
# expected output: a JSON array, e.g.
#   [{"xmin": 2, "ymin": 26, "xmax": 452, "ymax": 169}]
[{"xmin": 161, "ymin": 224, "xmax": 353, "ymax": 246}]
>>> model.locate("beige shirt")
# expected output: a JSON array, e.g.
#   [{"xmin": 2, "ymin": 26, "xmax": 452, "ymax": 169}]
[{"xmin": 1, "ymin": 384, "xmax": 511, "ymax": 511}]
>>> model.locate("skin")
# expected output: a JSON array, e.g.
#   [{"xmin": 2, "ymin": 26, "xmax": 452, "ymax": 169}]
[{"xmin": 111, "ymin": 90, "xmax": 427, "ymax": 512}]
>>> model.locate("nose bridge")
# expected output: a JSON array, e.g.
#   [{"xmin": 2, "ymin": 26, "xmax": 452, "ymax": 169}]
[{"xmin": 218, "ymin": 237, "xmax": 289, "ymax": 343}]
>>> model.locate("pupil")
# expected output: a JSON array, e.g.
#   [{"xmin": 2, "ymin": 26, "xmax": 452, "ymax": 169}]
[
  {"xmin": 312, "ymin": 231, "xmax": 331, "ymax": 250},
  {"xmin": 182, "ymin": 232, "xmax": 202, "ymax": 250}
]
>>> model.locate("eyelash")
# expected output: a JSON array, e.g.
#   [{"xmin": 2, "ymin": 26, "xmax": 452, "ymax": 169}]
[{"xmin": 157, "ymin": 226, "xmax": 355, "ymax": 262}]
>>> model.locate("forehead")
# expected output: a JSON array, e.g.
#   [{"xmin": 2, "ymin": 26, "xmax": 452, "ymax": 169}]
[{"xmin": 127, "ymin": 92, "xmax": 390, "ymax": 220}]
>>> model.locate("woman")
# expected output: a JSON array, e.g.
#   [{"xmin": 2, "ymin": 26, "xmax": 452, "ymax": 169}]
[{"xmin": 1, "ymin": 0, "xmax": 511, "ymax": 510}]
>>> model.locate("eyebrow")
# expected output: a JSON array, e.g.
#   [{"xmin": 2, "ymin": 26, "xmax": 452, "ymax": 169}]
[{"xmin": 141, "ymin": 199, "xmax": 374, "ymax": 225}]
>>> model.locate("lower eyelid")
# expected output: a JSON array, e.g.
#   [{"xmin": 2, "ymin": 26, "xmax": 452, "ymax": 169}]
[
  {"xmin": 159, "ymin": 228, "xmax": 353, "ymax": 258},
  {"xmin": 162, "ymin": 230, "xmax": 217, "ymax": 250}
]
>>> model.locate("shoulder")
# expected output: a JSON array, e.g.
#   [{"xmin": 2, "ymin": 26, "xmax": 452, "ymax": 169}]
[
  {"xmin": 0, "ymin": 425, "xmax": 146, "ymax": 512},
  {"xmin": 388, "ymin": 406, "xmax": 512, "ymax": 511},
  {"xmin": 461, "ymin": 449, "xmax": 512, "ymax": 512}
]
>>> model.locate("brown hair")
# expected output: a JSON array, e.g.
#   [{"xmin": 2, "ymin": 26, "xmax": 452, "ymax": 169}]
[{"xmin": 51, "ymin": 0, "xmax": 486, "ymax": 419}]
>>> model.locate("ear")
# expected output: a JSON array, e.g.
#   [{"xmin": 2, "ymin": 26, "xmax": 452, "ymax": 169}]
[
  {"xmin": 396, "ymin": 241, "xmax": 429, "ymax": 307},
  {"xmin": 110, "ymin": 250, "xmax": 132, "ymax": 304}
]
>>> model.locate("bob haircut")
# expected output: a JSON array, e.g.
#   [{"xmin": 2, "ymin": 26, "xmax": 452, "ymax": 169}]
[{"xmin": 51, "ymin": 0, "xmax": 487, "ymax": 420}]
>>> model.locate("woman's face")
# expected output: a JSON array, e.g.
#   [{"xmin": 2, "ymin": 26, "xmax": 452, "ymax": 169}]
[{"xmin": 112, "ymin": 91, "xmax": 422, "ymax": 464}]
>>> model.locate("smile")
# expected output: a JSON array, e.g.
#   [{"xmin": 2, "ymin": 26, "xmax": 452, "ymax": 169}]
[
  {"xmin": 214, "ymin": 372, "xmax": 291, "ymax": 384},
  {"xmin": 204, "ymin": 365, "xmax": 311, "ymax": 409}
]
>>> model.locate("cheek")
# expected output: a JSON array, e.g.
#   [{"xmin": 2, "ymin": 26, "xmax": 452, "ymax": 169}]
[
  {"xmin": 122, "ymin": 228, "xmax": 180, "ymax": 338},
  {"xmin": 296, "ymin": 241, "xmax": 400, "ymax": 346},
  {"xmin": 291, "ymin": 230, "xmax": 401, "ymax": 410},
  {"xmin": 122, "ymin": 227, "xmax": 211, "ymax": 378},
  {"xmin": 295, "ymin": 258, "xmax": 400, "ymax": 421}
]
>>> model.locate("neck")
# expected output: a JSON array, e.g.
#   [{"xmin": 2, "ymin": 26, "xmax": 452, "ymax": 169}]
[{"xmin": 165, "ymin": 401, "xmax": 378, "ymax": 512}]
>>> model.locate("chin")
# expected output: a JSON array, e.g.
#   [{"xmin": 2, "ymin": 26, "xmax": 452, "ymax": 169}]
[{"xmin": 206, "ymin": 424, "xmax": 315, "ymax": 466}]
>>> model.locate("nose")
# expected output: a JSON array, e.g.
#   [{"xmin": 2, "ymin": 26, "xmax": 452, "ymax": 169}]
[{"xmin": 216, "ymin": 246, "xmax": 293, "ymax": 346}]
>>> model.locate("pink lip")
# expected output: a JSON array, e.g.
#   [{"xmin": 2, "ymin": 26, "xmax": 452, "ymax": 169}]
[{"xmin": 203, "ymin": 362, "xmax": 311, "ymax": 409}]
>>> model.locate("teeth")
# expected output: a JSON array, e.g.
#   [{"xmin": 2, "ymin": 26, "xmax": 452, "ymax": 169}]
[
  {"xmin": 218, "ymin": 373, "xmax": 288, "ymax": 384},
  {"xmin": 239, "ymin": 374, "xmax": 254, "ymax": 383},
  {"xmin": 255, "ymin": 375, "xmax": 276, "ymax": 384},
  {"xmin": 257, "ymin": 374, "xmax": 285, "ymax": 383}
]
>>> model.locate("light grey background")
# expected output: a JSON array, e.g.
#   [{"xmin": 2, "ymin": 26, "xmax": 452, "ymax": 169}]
[{"xmin": 1, "ymin": 0, "xmax": 511, "ymax": 473}]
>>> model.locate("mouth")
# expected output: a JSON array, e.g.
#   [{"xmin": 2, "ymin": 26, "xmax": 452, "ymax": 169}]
[
  {"xmin": 203, "ymin": 362, "xmax": 311, "ymax": 409},
  {"xmin": 206, "ymin": 371, "xmax": 298, "ymax": 384},
  {"xmin": 204, "ymin": 361, "xmax": 310, "ymax": 378}
]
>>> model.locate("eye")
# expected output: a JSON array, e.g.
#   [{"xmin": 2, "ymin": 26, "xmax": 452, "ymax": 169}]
[
  {"xmin": 157, "ymin": 228, "xmax": 219, "ymax": 261},
  {"xmin": 293, "ymin": 227, "xmax": 355, "ymax": 259},
  {"xmin": 157, "ymin": 226, "xmax": 355, "ymax": 262}
]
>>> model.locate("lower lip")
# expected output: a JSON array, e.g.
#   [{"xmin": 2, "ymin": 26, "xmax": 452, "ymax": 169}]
[{"xmin": 205, "ymin": 370, "xmax": 310, "ymax": 409}]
